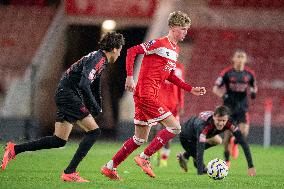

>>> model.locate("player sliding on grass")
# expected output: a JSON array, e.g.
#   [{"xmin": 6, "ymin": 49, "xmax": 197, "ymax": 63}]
[
  {"xmin": 1, "ymin": 32, "xmax": 125, "ymax": 182},
  {"xmin": 101, "ymin": 11, "xmax": 206, "ymax": 180},
  {"xmin": 177, "ymin": 105, "xmax": 256, "ymax": 176},
  {"xmin": 212, "ymin": 50, "xmax": 257, "ymax": 167}
]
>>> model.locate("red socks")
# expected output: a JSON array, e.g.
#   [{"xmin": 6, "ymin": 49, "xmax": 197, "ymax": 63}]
[
  {"xmin": 111, "ymin": 129, "xmax": 176, "ymax": 168},
  {"xmin": 112, "ymin": 137, "xmax": 140, "ymax": 168},
  {"xmin": 144, "ymin": 129, "xmax": 175, "ymax": 157}
]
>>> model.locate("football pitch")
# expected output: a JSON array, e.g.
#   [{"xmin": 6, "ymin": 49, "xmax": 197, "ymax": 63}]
[{"xmin": 0, "ymin": 142, "xmax": 283, "ymax": 189}]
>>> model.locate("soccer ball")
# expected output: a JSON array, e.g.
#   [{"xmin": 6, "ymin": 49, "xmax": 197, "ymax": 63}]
[{"xmin": 207, "ymin": 158, "xmax": 229, "ymax": 180}]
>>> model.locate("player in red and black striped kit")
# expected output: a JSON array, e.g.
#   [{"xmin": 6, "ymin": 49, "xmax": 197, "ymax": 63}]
[
  {"xmin": 177, "ymin": 106, "xmax": 256, "ymax": 176},
  {"xmin": 213, "ymin": 49, "xmax": 258, "ymax": 167},
  {"xmin": 1, "ymin": 32, "xmax": 125, "ymax": 182}
]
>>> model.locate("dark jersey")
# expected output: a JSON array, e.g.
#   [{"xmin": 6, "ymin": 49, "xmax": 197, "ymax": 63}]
[
  {"xmin": 180, "ymin": 111, "xmax": 236, "ymax": 142},
  {"xmin": 180, "ymin": 111, "xmax": 254, "ymax": 174},
  {"xmin": 214, "ymin": 66, "xmax": 256, "ymax": 113},
  {"xmin": 58, "ymin": 50, "xmax": 108, "ymax": 110}
]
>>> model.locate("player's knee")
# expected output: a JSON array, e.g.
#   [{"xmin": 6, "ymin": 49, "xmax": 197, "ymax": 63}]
[
  {"xmin": 85, "ymin": 128, "xmax": 101, "ymax": 142},
  {"xmin": 133, "ymin": 135, "xmax": 146, "ymax": 146},
  {"xmin": 166, "ymin": 125, "xmax": 181, "ymax": 135},
  {"xmin": 215, "ymin": 137, "xmax": 223, "ymax": 145},
  {"xmin": 53, "ymin": 135, "xmax": 67, "ymax": 147}
]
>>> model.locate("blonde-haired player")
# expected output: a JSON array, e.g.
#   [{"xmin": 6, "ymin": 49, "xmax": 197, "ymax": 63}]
[{"xmin": 101, "ymin": 11, "xmax": 206, "ymax": 180}]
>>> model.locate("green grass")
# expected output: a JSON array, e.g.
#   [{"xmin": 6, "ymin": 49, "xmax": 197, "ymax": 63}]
[{"xmin": 0, "ymin": 142, "xmax": 284, "ymax": 189}]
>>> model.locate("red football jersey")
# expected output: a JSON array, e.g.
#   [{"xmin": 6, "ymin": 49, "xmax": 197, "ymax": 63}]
[
  {"xmin": 159, "ymin": 63, "xmax": 184, "ymax": 115},
  {"xmin": 126, "ymin": 36, "xmax": 181, "ymax": 99}
]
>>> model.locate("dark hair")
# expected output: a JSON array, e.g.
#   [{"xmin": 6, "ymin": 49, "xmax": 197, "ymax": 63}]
[
  {"xmin": 214, "ymin": 105, "xmax": 231, "ymax": 117},
  {"xmin": 99, "ymin": 32, "xmax": 125, "ymax": 52}
]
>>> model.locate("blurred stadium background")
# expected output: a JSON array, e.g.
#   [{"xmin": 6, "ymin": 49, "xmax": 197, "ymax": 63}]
[{"xmin": 0, "ymin": 0, "xmax": 283, "ymax": 146}]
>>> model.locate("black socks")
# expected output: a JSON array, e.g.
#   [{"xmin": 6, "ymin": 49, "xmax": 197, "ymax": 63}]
[
  {"xmin": 224, "ymin": 150, "xmax": 230, "ymax": 161},
  {"xmin": 64, "ymin": 128, "xmax": 101, "ymax": 174},
  {"xmin": 205, "ymin": 143, "xmax": 215, "ymax": 150},
  {"xmin": 14, "ymin": 135, "xmax": 66, "ymax": 155}
]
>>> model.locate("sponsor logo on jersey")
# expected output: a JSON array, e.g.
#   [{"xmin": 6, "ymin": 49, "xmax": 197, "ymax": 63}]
[
  {"xmin": 229, "ymin": 83, "xmax": 248, "ymax": 92},
  {"xmin": 229, "ymin": 76, "xmax": 237, "ymax": 82},
  {"xmin": 164, "ymin": 61, "xmax": 176, "ymax": 73}
]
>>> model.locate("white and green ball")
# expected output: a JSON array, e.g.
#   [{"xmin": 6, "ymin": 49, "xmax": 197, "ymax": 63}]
[{"xmin": 207, "ymin": 158, "xmax": 229, "ymax": 180}]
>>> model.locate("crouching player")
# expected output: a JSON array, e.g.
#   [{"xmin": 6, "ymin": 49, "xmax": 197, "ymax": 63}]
[{"xmin": 177, "ymin": 105, "xmax": 256, "ymax": 176}]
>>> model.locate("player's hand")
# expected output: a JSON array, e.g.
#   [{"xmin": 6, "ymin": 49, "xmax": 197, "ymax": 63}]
[
  {"xmin": 125, "ymin": 76, "xmax": 136, "ymax": 92},
  {"xmin": 190, "ymin": 87, "xmax": 206, "ymax": 96},
  {"xmin": 248, "ymin": 167, "xmax": 256, "ymax": 176}
]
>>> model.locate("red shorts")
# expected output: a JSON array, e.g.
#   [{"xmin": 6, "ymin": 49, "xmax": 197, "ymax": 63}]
[{"xmin": 134, "ymin": 96, "xmax": 172, "ymax": 126}]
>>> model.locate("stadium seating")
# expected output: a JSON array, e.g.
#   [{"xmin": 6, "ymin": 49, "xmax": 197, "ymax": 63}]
[
  {"xmin": 184, "ymin": 28, "xmax": 284, "ymax": 126},
  {"xmin": 0, "ymin": 6, "xmax": 56, "ymax": 92}
]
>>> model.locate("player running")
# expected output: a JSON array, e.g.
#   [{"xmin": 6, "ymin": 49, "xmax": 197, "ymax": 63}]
[
  {"xmin": 212, "ymin": 50, "xmax": 257, "ymax": 167},
  {"xmin": 1, "ymin": 32, "xmax": 125, "ymax": 182},
  {"xmin": 101, "ymin": 11, "xmax": 206, "ymax": 180},
  {"xmin": 156, "ymin": 62, "xmax": 185, "ymax": 167},
  {"xmin": 177, "ymin": 106, "xmax": 256, "ymax": 176}
]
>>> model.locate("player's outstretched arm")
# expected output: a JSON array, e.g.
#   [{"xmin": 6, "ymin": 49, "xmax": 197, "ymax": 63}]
[
  {"xmin": 196, "ymin": 134, "xmax": 207, "ymax": 175},
  {"xmin": 167, "ymin": 71, "xmax": 206, "ymax": 96},
  {"xmin": 191, "ymin": 87, "xmax": 206, "ymax": 96},
  {"xmin": 233, "ymin": 130, "xmax": 256, "ymax": 176}
]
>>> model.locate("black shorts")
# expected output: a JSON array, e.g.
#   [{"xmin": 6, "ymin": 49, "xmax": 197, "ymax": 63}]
[
  {"xmin": 180, "ymin": 136, "xmax": 197, "ymax": 159},
  {"xmin": 54, "ymin": 87, "xmax": 90, "ymax": 123},
  {"xmin": 230, "ymin": 111, "xmax": 249, "ymax": 125}
]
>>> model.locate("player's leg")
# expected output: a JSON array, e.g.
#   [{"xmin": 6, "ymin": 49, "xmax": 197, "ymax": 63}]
[
  {"xmin": 239, "ymin": 113, "xmax": 250, "ymax": 139},
  {"xmin": 61, "ymin": 115, "xmax": 100, "ymax": 182},
  {"xmin": 223, "ymin": 130, "xmax": 232, "ymax": 168},
  {"xmin": 1, "ymin": 122, "xmax": 70, "ymax": 170},
  {"xmin": 63, "ymin": 115, "xmax": 100, "ymax": 174},
  {"xmin": 102, "ymin": 124, "xmax": 150, "ymax": 180},
  {"xmin": 160, "ymin": 141, "xmax": 171, "ymax": 167},
  {"xmin": 152, "ymin": 124, "xmax": 162, "ymax": 166},
  {"xmin": 231, "ymin": 112, "xmax": 248, "ymax": 159},
  {"xmin": 231, "ymin": 119, "xmax": 248, "ymax": 160},
  {"xmin": 159, "ymin": 115, "xmax": 179, "ymax": 167},
  {"xmin": 206, "ymin": 135, "xmax": 222, "ymax": 147},
  {"xmin": 239, "ymin": 123, "xmax": 249, "ymax": 137},
  {"xmin": 142, "ymin": 115, "xmax": 180, "ymax": 158},
  {"xmin": 177, "ymin": 137, "xmax": 193, "ymax": 172},
  {"xmin": 134, "ymin": 115, "xmax": 180, "ymax": 177}
]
